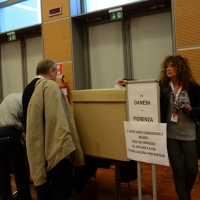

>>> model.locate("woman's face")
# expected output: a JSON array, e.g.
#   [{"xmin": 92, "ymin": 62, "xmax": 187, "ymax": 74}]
[{"xmin": 166, "ymin": 62, "xmax": 177, "ymax": 79}]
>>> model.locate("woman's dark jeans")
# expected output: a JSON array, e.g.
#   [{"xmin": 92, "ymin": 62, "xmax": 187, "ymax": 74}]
[{"xmin": 167, "ymin": 138, "xmax": 198, "ymax": 200}]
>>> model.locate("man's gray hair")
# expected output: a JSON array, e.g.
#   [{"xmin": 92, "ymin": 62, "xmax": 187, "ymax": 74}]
[{"xmin": 36, "ymin": 59, "xmax": 56, "ymax": 75}]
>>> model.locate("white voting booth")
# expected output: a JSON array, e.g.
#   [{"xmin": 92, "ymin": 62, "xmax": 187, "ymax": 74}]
[{"xmin": 125, "ymin": 80, "xmax": 169, "ymax": 200}]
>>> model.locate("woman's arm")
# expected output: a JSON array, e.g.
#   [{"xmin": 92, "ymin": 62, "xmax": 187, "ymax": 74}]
[{"xmin": 116, "ymin": 79, "xmax": 127, "ymax": 86}]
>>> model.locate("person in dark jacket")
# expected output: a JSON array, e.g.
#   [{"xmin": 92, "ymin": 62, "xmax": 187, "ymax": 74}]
[
  {"xmin": 116, "ymin": 55, "xmax": 200, "ymax": 200},
  {"xmin": 158, "ymin": 55, "xmax": 200, "ymax": 200}
]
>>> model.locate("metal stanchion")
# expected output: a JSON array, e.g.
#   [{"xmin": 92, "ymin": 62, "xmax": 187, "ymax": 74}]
[
  {"xmin": 137, "ymin": 162, "xmax": 142, "ymax": 200},
  {"xmin": 115, "ymin": 160, "xmax": 121, "ymax": 200}
]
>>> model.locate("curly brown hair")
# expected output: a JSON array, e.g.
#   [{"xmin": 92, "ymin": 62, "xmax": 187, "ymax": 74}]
[{"xmin": 158, "ymin": 55, "xmax": 195, "ymax": 90}]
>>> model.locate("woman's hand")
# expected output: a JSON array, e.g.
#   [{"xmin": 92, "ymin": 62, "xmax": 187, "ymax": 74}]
[
  {"xmin": 116, "ymin": 79, "xmax": 127, "ymax": 86},
  {"xmin": 180, "ymin": 103, "xmax": 192, "ymax": 114}
]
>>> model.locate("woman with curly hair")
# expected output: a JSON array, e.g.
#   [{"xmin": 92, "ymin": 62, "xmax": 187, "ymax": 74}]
[
  {"xmin": 158, "ymin": 55, "xmax": 200, "ymax": 200},
  {"xmin": 116, "ymin": 55, "xmax": 200, "ymax": 200}
]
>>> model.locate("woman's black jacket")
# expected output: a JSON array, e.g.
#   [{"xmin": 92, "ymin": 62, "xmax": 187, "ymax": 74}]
[{"xmin": 160, "ymin": 81, "xmax": 200, "ymax": 123}]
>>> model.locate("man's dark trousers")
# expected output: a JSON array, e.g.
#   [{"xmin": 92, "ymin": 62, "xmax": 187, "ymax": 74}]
[{"xmin": 0, "ymin": 128, "xmax": 32, "ymax": 200}]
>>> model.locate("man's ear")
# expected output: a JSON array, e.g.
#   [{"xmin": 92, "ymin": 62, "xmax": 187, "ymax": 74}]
[{"xmin": 49, "ymin": 68, "xmax": 54, "ymax": 76}]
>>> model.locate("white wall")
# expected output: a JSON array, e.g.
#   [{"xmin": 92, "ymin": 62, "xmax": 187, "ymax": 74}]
[
  {"xmin": 89, "ymin": 21, "xmax": 124, "ymax": 89},
  {"xmin": 131, "ymin": 12, "xmax": 173, "ymax": 80},
  {"xmin": 26, "ymin": 36, "xmax": 43, "ymax": 83},
  {"xmin": 1, "ymin": 41, "xmax": 23, "ymax": 97}
]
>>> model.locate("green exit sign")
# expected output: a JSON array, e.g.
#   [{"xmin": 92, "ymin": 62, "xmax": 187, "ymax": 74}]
[
  {"xmin": 8, "ymin": 34, "xmax": 16, "ymax": 41},
  {"xmin": 110, "ymin": 11, "xmax": 123, "ymax": 20}
]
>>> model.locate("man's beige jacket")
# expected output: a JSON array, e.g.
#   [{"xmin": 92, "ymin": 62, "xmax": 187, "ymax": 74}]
[{"xmin": 26, "ymin": 78, "xmax": 84, "ymax": 186}]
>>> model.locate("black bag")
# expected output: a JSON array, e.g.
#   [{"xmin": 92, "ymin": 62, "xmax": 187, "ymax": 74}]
[
  {"xmin": 196, "ymin": 120, "xmax": 200, "ymax": 159},
  {"xmin": 120, "ymin": 160, "xmax": 138, "ymax": 183}
]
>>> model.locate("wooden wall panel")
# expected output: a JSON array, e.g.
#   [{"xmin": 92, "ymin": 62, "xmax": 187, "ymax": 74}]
[
  {"xmin": 177, "ymin": 49, "xmax": 200, "ymax": 84},
  {"xmin": 43, "ymin": 18, "xmax": 72, "ymax": 62},
  {"xmin": 175, "ymin": 0, "xmax": 200, "ymax": 48},
  {"xmin": 42, "ymin": 0, "xmax": 69, "ymax": 22},
  {"xmin": 56, "ymin": 62, "xmax": 73, "ymax": 104}
]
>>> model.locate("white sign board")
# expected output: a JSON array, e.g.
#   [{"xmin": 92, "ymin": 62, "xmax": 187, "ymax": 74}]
[
  {"xmin": 125, "ymin": 80, "xmax": 169, "ymax": 166},
  {"xmin": 126, "ymin": 80, "xmax": 160, "ymax": 123},
  {"xmin": 124, "ymin": 121, "xmax": 169, "ymax": 166}
]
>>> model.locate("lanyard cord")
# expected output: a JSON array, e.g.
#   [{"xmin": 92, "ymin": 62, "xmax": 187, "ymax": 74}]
[{"xmin": 169, "ymin": 81, "xmax": 183, "ymax": 111}]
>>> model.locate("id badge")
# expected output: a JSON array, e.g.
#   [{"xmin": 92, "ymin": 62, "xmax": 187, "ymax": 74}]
[{"xmin": 171, "ymin": 111, "xmax": 179, "ymax": 123}]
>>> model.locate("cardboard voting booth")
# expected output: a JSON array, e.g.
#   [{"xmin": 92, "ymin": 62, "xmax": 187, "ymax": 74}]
[{"xmin": 71, "ymin": 89, "xmax": 128, "ymax": 161}]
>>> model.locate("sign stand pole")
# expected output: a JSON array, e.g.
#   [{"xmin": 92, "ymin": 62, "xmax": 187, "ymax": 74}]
[
  {"xmin": 137, "ymin": 162, "xmax": 142, "ymax": 200},
  {"xmin": 152, "ymin": 164, "xmax": 157, "ymax": 200},
  {"xmin": 136, "ymin": 163, "xmax": 157, "ymax": 200},
  {"xmin": 132, "ymin": 161, "xmax": 153, "ymax": 200}
]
